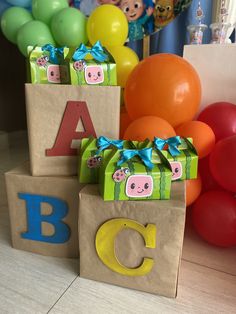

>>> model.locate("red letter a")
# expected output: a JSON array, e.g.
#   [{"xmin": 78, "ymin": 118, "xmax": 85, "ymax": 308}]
[{"xmin": 46, "ymin": 101, "xmax": 97, "ymax": 156}]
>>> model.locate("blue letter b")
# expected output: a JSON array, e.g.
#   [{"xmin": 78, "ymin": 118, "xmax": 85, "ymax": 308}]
[{"xmin": 19, "ymin": 193, "xmax": 71, "ymax": 244}]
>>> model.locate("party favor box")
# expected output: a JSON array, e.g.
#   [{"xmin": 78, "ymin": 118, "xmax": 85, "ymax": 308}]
[
  {"xmin": 78, "ymin": 137, "xmax": 148, "ymax": 184},
  {"xmin": 28, "ymin": 45, "xmax": 70, "ymax": 84},
  {"xmin": 153, "ymin": 137, "xmax": 198, "ymax": 181},
  {"xmin": 70, "ymin": 41, "xmax": 117, "ymax": 86},
  {"xmin": 79, "ymin": 182, "xmax": 186, "ymax": 298},
  {"xmin": 99, "ymin": 148, "xmax": 172, "ymax": 201}
]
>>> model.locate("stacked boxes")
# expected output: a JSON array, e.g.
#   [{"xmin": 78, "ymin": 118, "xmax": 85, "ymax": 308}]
[
  {"xmin": 5, "ymin": 43, "xmax": 190, "ymax": 297},
  {"xmin": 5, "ymin": 84, "xmax": 120, "ymax": 257}
]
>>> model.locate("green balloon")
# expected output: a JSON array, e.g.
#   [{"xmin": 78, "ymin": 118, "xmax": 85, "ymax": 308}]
[
  {"xmin": 17, "ymin": 20, "xmax": 56, "ymax": 57},
  {"xmin": 51, "ymin": 8, "xmax": 88, "ymax": 47},
  {"xmin": 32, "ymin": 0, "xmax": 69, "ymax": 25},
  {"xmin": 1, "ymin": 7, "xmax": 33, "ymax": 44}
]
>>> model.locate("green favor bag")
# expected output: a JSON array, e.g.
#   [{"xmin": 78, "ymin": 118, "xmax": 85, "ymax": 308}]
[
  {"xmin": 99, "ymin": 148, "xmax": 172, "ymax": 201},
  {"xmin": 70, "ymin": 41, "xmax": 117, "ymax": 86},
  {"xmin": 28, "ymin": 45, "xmax": 70, "ymax": 84},
  {"xmin": 78, "ymin": 137, "xmax": 153, "ymax": 184},
  {"xmin": 153, "ymin": 137, "xmax": 198, "ymax": 181}
]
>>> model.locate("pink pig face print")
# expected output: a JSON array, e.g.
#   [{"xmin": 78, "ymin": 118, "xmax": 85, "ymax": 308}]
[
  {"xmin": 47, "ymin": 65, "xmax": 61, "ymax": 83},
  {"xmin": 126, "ymin": 175, "xmax": 153, "ymax": 198},
  {"xmin": 170, "ymin": 161, "xmax": 182, "ymax": 181},
  {"xmin": 85, "ymin": 65, "xmax": 104, "ymax": 85}
]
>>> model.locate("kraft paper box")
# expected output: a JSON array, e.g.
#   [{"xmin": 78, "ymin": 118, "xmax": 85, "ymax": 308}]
[
  {"xmin": 5, "ymin": 163, "xmax": 83, "ymax": 258},
  {"xmin": 28, "ymin": 45, "xmax": 70, "ymax": 84},
  {"xmin": 78, "ymin": 138, "xmax": 148, "ymax": 184},
  {"xmin": 79, "ymin": 183, "xmax": 186, "ymax": 298},
  {"xmin": 70, "ymin": 42, "xmax": 117, "ymax": 86},
  {"xmin": 25, "ymin": 84, "xmax": 120, "ymax": 176},
  {"xmin": 99, "ymin": 149, "xmax": 172, "ymax": 201}
]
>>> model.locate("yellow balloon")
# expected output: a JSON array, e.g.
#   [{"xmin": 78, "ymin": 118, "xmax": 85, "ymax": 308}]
[
  {"xmin": 108, "ymin": 46, "xmax": 139, "ymax": 88},
  {"xmin": 87, "ymin": 5, "xmax": 128, "ymax": 47}
]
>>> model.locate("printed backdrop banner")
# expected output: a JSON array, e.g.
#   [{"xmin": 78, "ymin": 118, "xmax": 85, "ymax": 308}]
[{"xmin": 70, "ymin": 0, "xmax": 192, "ymax": 42}]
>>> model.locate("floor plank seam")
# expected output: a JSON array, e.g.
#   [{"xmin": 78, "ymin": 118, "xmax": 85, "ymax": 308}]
[
  {"xmin": 182, "ymin": 258, "xmax": 236, "ymax": 277},
  {"xmin": 47, "ymin": 275, "xmax": 79, "ymax": 314}
]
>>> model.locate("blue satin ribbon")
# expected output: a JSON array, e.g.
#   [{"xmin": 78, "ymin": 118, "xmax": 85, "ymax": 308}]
[
  {"xmin": 154, "ymin": 136, "xmax": 181, "ymax": 157},
  {"xmin": 42, "ymin": 44, "xmax": 65, "ymax": 64},
  {"xmin": 96, "ymin": 136, "xmax": 124, "ymax": 154},
  {"xmin": 117, "ymin": 148, "xmax": 154, "ymax": 170},
  {"xmin": 72, "ymin": 41, "xmax": 108, "ymax": 62}
]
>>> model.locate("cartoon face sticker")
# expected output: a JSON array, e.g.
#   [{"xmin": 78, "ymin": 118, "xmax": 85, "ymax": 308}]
[
  {"xmin": 170, "ymin": 161, "xmax": 182, "ymax": 181},
  {"xmin": 85, "ymin": 65, "xmax": 104, "ymax": 85},
  {"xmin": 112, "ymin": 168, "xmax": 130, "ymax": 183},
  {"xmin": 87, "ymin": 156, "xmax": 102, "ymax": 169},
  {"xmin": 36, "ymin": 55, "xmax": 49, "ymax": 67},
  {"xmin": 47, "ymin": 65, "xmax": 61, "ymax": 83},
  {"xmin": 120, "ymin": 0, "xmax": 144, "ymax": 21},
  {"xmin": 126, "ymin": 175, "xmax": 153, "ymax": 198},
  {"xmin": 73, "ymin": 60, "xmax": 86, "ymax": 71}
]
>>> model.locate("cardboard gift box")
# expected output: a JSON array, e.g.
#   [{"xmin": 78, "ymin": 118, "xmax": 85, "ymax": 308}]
[
  {"xmin": 79, "ymin": 182, "xmax": 186, "ymax": 298},
  {"xmin": 70, "ymin": 41, "xmax": 117, "ymax": 86},
  {"xmin": 153, "ymin": 137, "xmax": 198, "ymax": 181},
  {"xmin": 25, "ymin": 84, "xmax": 120, "ymax": 176},
  {"xmin": 5, "ymin": 163, "xmax": 83, "ymax": 257},
  {"xmin": 99, "ymin": 148, "xmax": 172, "ymax": 201},
  {"xmin": 28, "ymin": 45, "xmax": 70, "ymax": 84}
]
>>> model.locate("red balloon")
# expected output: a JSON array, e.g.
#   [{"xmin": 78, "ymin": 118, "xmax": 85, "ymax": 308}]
[
  {"xmin": 192, "ymin": 190, "xmax": 236, "ymax": 247},
  {"xmin": 198, "ymin": 102, "xmax": 236, "ymax": 142},
  {"xmin": 210, "ymin": 135, "xmax": 236, "ymax": 193},
  {"xmin": 199, "ymin": 156, "xmax": 222, "ymax": 192}
]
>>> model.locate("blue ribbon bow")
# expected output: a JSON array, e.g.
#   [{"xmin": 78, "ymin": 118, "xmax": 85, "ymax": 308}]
[
  {"xmin": 42, "ymin": 44, "xmax": 65, "ymax": 64},
  {"xmin": 154, "ymin": 136, "xmax": 181, "ymax": 157},
  {"xmin": 117, "ymin": 148, "xmax": 154, "ymax": 170},
  {"xmin": 72, "ymin": 41, "xmax": 108, "ymax": 62},
  {"xmin": 96, "ymin": 136, "xmax": 124, "ymax": 154}
]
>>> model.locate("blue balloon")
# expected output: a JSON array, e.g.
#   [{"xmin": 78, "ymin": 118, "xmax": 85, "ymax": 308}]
[
  {"xmin": 6, "ymin": 0, "xmax": 31, "ymax": 8},
  {"xmin": 0, "ymin": 0, "xmax": 11, "ymax": 18}
]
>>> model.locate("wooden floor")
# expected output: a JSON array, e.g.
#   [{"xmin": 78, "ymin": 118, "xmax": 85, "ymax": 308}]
[{"xmin": 0, "ymin": 132, "xmax": 236, "ymax": 314}]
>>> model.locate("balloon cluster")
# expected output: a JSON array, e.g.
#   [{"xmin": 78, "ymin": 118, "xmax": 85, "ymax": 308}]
[
  {"xmin": 121, "ymin": 55, "xmax": 236, "ymax": 248},
  {"xmin": 1, "ymin": 2, "xmax": 138, "ymax": 87},
  {"xmin": 194, "ymin": 102, "xmax": 236, "ymax": 248}
]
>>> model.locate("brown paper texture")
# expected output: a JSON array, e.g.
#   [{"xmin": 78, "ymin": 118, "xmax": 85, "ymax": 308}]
[
  {"xmin": 79, "ymin": 182, "xmax": 186, "ymax": 298},
  {"xmin": 25, "ymin": 84, "xmax": 120, "ymax": 176},
  {"xmin": 5, "ymin": 163, "xmax": 83, "ymax": 258}
]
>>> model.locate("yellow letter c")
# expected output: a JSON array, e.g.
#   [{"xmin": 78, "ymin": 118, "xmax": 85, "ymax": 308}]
[{"xmin": 95, "ymin": 218, "xmax": 156, "ymax": 277}]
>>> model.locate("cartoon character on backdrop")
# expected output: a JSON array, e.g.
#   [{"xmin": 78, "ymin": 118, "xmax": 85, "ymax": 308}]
[
  {"xmin": 143, "ymin": 0, "xmax": 155, "ymax": 35},
  {"xmin": 120, "ymin": 0, "xmax": 154, "ymax": 41},
  {"xmin": 153, "ymin": 0, "xmax": 175, "ymax": 29}
]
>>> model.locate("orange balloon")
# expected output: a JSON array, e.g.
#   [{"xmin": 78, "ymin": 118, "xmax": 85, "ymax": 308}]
[
  {"xmin": 123, "ymin": 116, "xmax": 176, "ymax": 141},
  {"xmin": 125, "ymin": 54, "xmax": 201, "ymax": 128},
  {"xmin": 176, "ymin": 121, "xmax": 215, "ymax": 159},
  {"xmin": 186, "ymin": 176, "xmax": 202, "ymax": 207},
  {"xmin": 120, "ymin": 106, "xmax": 132, "ymax": 138}
]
